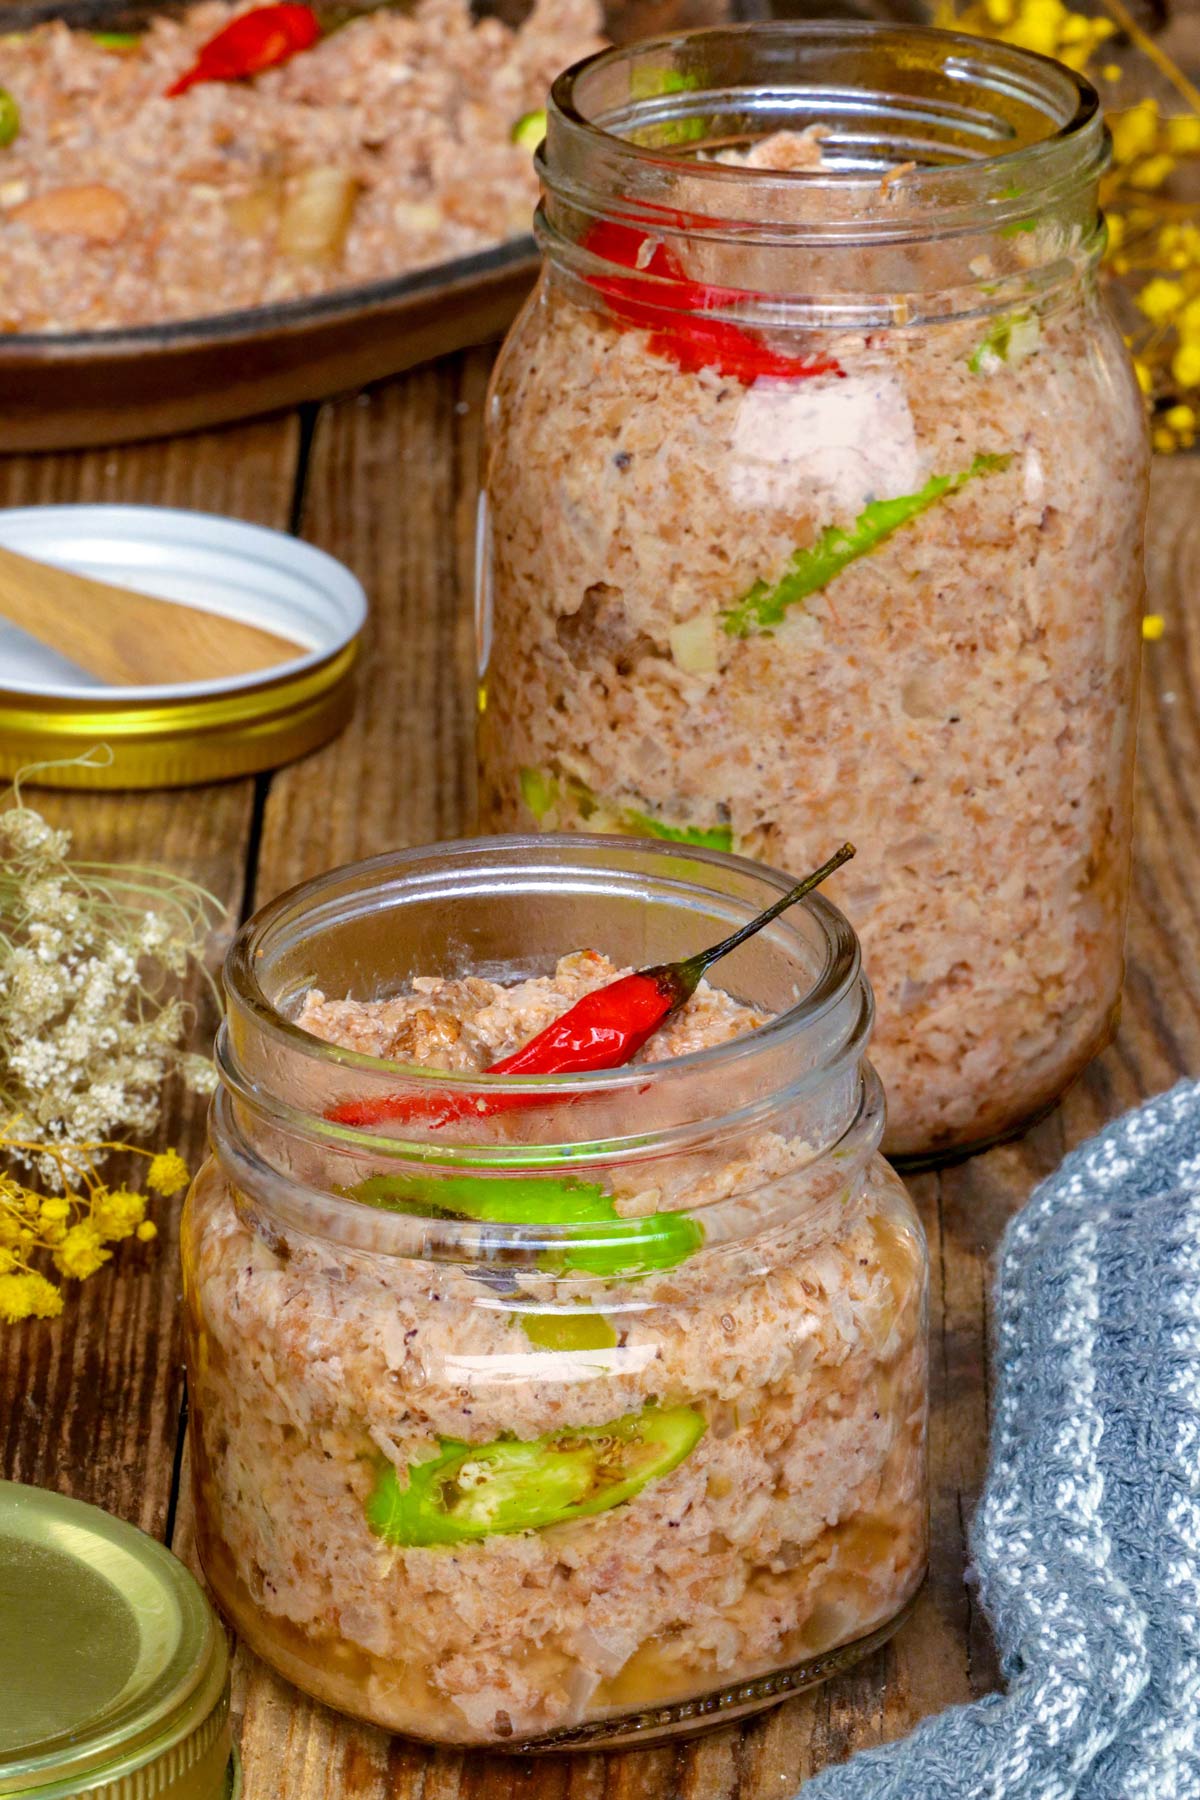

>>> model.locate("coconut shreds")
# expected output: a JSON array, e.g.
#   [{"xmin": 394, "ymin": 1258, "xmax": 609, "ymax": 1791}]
[
  {"xmin": 0, "ymin": 0, "xmax": 603, "ymax": 332},
  {"xmin": 295, "ymin": 949, "xmax": 771, "ymax": 1068},
  {"xmin": 189, "ymin": 961, "xmax": 927, "ymax": 1744}
]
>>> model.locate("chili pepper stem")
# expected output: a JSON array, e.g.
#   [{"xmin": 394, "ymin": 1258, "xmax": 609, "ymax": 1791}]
[{"xmin": 670, "ymin": 843, "xmax": 856, "ymax": 992}]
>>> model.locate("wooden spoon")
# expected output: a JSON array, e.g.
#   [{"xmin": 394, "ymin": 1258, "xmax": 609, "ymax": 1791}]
[{"xmin": 0, "ymin": 540, "xmax": 305, "ymax": 687}]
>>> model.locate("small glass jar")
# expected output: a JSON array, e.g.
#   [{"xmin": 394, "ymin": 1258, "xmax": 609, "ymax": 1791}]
[
  {"xmin": 182, "ymin": 835, "xmax": 928, "ymax": 1750},
  {"xmin": 476, "ymin": 23, "xmax": 1150, "ymax": 1162}
]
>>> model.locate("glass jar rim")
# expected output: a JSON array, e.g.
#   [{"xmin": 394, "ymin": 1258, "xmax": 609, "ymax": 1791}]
[
  {"xmin": 222, "ymin": 833, "xmax": 866, "ymax": 1112},
  {"xmin": 542, "ymin": 20, "xmax": 1105, "ymax": 243},
  {"xmin": 208, "ymin": 1064, "xmax": 886, "ymax": 1265},
  {"xmin": 214, "ymin": 836, "xmax": 880, "ymax": 1261}
]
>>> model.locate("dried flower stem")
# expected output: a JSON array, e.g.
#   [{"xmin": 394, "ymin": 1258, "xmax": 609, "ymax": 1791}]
[
  {"xmin": 0, "ymin": 759, "xmax": 228, "ymax": 1322},
  {"xmin": 1099, "ymin": 0, "xmax": 1200, "ymax": 115}
]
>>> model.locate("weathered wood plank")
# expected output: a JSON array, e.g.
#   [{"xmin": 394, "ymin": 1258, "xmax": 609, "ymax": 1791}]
[
  {"xmin": 0, "ymin": 417, "xmax": 302, "ymax": 1535},
  {"xmin": 251, "ymin": 355, "xmax": 490, "ymax": 902}
]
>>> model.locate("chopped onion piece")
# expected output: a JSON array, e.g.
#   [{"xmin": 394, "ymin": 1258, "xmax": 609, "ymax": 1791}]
[
  {"xmin": 226, "ymin": 176, "xmax": 284, "ymax": 236},
  {"xmin": 669, "ymin": 613, "xmax": 719, "ymax": 674},
  {"xmin": 278, "ymin": 167, "xmax": 359, "ymax": 263}
]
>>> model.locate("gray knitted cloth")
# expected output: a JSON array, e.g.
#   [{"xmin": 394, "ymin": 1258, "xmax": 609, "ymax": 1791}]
[{"xmin": 803, "ymin": 1078, "xmax": 1200, "ymax": 1800}]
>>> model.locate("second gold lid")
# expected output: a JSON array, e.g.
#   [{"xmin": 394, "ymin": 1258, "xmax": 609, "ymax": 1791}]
[{"xmin": 0, "ymin": 1482, "xmax": 237, "ymax": 1800}]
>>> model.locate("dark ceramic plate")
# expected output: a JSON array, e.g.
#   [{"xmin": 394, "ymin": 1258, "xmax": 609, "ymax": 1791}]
[{"xmin": 0, "ymin": 0, "xmax": 921, "ymax": 448}]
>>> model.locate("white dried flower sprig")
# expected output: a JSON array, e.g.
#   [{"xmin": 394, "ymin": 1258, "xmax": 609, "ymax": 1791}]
[{"xmin": 0, "ymin": 764, "xmax": 226, "ymax": 1186}]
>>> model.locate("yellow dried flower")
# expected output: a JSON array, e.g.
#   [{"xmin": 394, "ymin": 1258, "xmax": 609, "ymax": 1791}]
[
  {"xmin": 944, "ymin": 0, "xmax": 1200, "ymax": 445},
  {"xmin": 53, "ymin": 1223, "xmax": 110, "ymax": 1281},
  {"xmin": 1111, "ymin": 99, "xmax": 1161, "ymax": 165},
  {"xmin": 1, "ymin": 1128, "xmax": 188, "ymax": 1321},
  {"xmin": 1173, "ymin": 341, "xmax": 1200, "ymax": 388},
  {"xmin": 147, "ymin": 1150, "xmax": 190, "ymax": 1198},
  {"xmin": 0, "ymin": 1270, "xmax": 64, "ymax": 1322},
  {"xmin": 1167, "ymin": 115, "xmax": 1200, "ymax": 154},
  {"xmin": 91, "ymin": 1188, "xmax": 146, "ymax": 1241},
  {"xmin": 1127, "ymin": 154, "xmax": 1176, "ymax": 191},
  {"xmin": 988, "ymin": 0, "xmax": 1116, "ymax": 65},
  {"xmin": 934, "ymin": 0, "xmax": 1112, "ymax": 68},
  {"xmin": 1138, "ymin": 277, "xmax": 1187, "ymax": 323},
  {"xmin": 1009, "ymin": 0, "xmax": 1065, "ymax": 54},
  {"xmin": 1159, "ymin": 222, "xmax": 1200, "ymax": 271}
]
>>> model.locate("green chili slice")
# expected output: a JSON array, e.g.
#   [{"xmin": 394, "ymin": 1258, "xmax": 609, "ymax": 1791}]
[
  {"xmin": 519, "ymin": 1310, "xmax": 617, "ymax": 1351},
  {"xmin": 0, "ymin": 89, "xmax": 20, "ymax": 149},
  {"xmin": 721, "ymin": 452, "xmax": 1012, "ymax": 638},
  {"xmin": 628, "ymin": 67, "xmax": 705, "ymax": 143},
  {"xmin": 968, "ymin": 314, "xmax": 1039, "ymax": 375},
  {"xmin": 355, "ymin": 1171, "xmax": 611, "ymax": 1226},
  {"xmin": 510, "ymin": 109, "xmax": 546, "ymax": 152},
  {"xmin": 519, "ymin": 764, "xmax": 558, "ymax": 821},
  {"xmin": 629, "ymin": 67, "xmax": 699, "ymax": 98},
  {"xmin": 366, "ymin": 1403, "xmax": 706, "ymax": 1546},
  {"xmin": 518, "ymin": 767, "xmax": 732, "ymax": 852},
  {"xmin": 352, "ymin": 1172, "xmax": 703, "ymax": 1278},
  {"xmin": 622, "ymin": 809, "xmax": 733, "ymax": 851}
]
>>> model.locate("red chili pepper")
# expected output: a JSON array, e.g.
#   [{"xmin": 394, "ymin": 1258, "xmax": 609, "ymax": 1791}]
[
  {"xmin": 327, "ymin": 845, "xmax": 855, "ymax": 1129},
  {"xmin": 165, "ymin": 3, "xmax": 320, "ymax": 96},
  {"xmin": 583, "ymin": 220, "xmax": 844, "ymax": 384}
]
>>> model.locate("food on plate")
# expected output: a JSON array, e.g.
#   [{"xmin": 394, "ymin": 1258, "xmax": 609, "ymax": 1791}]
[{"xmin": 0, "ymin": 0, "xmax": 603, "ymax": 331}]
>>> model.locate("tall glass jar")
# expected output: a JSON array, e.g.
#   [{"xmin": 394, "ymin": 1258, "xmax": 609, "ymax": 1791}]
[
  {"xmin": 476, "ymin": 23, "xmax": 1149, "ymax": 1162},
  {"xmin": 182, "ymin": 836, "xmax": 928, "ymax": 1749}
]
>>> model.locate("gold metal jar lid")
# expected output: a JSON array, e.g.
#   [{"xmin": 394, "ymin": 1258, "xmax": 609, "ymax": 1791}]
[
  {"xmin": 0, "ymin": 647, "xmax": 359, "ymax": 789},
  {"xmin": 0, "ymin": 505, "xmax": 367, "ymax": 790},
  {"xmin": 0, "ymin": 1482, "xmax": 239, "ymax": 1800}
]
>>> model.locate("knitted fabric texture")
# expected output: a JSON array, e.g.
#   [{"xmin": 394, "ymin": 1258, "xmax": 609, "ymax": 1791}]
[{"xmin": 802, "ymin": 1078, "xmax": 1200, "ymax": 1799}]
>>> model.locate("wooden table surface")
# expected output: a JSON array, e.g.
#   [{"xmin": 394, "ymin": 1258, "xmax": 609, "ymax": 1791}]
[{"xmin": 1, "ymin": 361, "xmax": 1198, "ymax": 1799}]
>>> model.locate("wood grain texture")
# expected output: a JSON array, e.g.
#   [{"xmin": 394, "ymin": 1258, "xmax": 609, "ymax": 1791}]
[
  {"xmin": 2, "ymin": 390, "xmax": 1198, "ymax": 1798},
  {"xmin": 250, "ymin": 355, "xmax": 490, "ymax": 903},
  {"xmin": 0, "ymin": 417, "xmax": 302, "ymax": 1536},
  {"xmin": 0, "ymin": 541, "xmax": 305, "ymax": 687}
]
